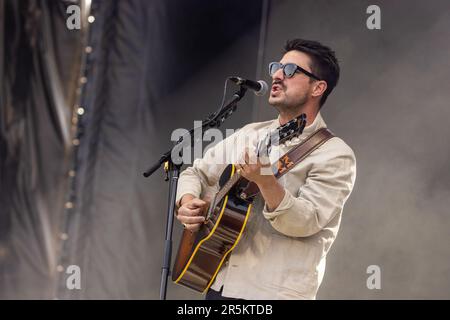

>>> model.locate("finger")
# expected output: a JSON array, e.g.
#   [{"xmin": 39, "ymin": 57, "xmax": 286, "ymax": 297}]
[
  {"xmin": 176, "ymin": 211, "xmax": 204, "ymax": 221},
  {"xmin": 247, "ymin": 148, "xmax": 260, "ymax": 165},
  {"xmin": 178, "ymin": 215, "xmax": 205, "ymax": 224},
  {"xmin": 241, "ymin": 163, "xmax": 250, "ymax": 174},
  {"xmin": 237, "ymin": 149, "xmax": 248, "ymax": 165},
  {"xmin": 184, "ymin": 223, "xmax": 202, "ymax": 232},
  {"xmin": 178, "ymin": 220, "xmax": 205, "ymax": 231},
  {"xmin": 186, "ymin": 198, "xmax": 207, "ymax": 209},
  {"xmin": 244, "ymin": 150, "xmax": 250, "ymax": 165},
  {"xmin": 179, "ymin": 207, "xmax": 202, "ymax": 217},
  {"xmin": 259, "ymin": 155, "xmax": 271, "ymax": 166}
]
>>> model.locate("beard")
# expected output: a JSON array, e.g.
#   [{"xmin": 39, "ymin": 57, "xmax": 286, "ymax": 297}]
[{"xmin": 269, "ymin": 91, "xmax": 309, "ymax": 114}]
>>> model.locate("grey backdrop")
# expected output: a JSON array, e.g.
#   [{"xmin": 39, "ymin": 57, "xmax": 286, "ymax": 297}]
[{"xmin": 163, "ymin": 0, "xmax": 450, "ymax": 299}]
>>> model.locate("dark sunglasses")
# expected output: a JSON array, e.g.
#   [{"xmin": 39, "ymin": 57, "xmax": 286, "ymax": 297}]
[{"xmin": 269, "ymin": 62, "xmax": 321, "ymax": 81}]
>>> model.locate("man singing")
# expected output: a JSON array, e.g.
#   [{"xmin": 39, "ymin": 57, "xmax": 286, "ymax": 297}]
[{"xmin": 175, "ymin": 39, "xmax": 356, "ymax": 300}]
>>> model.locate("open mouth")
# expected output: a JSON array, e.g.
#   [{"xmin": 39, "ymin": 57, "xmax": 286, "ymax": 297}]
[{"xmin": 271, "ymin": 83, "xmax": 283, "ymax": 94}]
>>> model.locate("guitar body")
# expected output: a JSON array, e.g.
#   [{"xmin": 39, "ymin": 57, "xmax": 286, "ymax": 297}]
[{"xmin": 172, "ymin": 164, "xmax": 253, "ymax": 293}]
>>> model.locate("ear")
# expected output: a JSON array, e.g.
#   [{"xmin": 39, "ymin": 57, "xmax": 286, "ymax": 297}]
[{"xmin": 311, "ymin": 80, "xmax": 327, "ymax": 98}]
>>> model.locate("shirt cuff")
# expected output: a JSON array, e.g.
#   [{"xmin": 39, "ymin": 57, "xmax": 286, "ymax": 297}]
[{"xmin": 262, "ymin": 189, "xmax": 294, "ymax": 221}]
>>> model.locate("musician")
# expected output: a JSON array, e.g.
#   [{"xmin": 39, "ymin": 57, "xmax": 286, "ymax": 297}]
[{"xmin": 175, "ymin": 39, "xmax": 356, "ymax": 300}]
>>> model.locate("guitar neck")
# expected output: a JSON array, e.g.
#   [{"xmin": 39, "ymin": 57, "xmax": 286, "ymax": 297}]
[
  {"xmin": 206, "ymin": 168, "xmax": 242, "ymax": 220},
  {"xmin": 218, "ymin": 171, "xmax": 241, "ymax": 199}
]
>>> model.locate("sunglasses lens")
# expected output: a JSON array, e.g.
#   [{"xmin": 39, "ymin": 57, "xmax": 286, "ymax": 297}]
[
  {"xmin": 269, "ymin": 62, "xmax": 282, "ymax": 76},
  {"xmin": 284, "ymin": 64, "xmax": 297, "ymax": 78}
]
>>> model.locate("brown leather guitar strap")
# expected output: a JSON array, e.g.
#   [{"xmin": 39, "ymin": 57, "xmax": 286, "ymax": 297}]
[{"xmin": 240, "ymin": 127, "xmax": 335, "ymax": 199}]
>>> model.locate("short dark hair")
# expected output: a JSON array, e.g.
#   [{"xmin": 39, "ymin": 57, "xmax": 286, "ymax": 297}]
[{"xmin": 284, "ymin": 39, "xmax": 340, "ymax": 108}]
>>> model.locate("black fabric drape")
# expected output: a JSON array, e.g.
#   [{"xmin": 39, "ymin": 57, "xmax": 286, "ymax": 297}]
[{"xmin": 0, "ymin": 0, "xmax": 261, "ymax": 299}]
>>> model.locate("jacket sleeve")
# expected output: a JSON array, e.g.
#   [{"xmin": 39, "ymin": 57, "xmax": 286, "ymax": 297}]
[
  {"xmin": 175, "ymin": 128, "xmax": 243, "ymax": 206},
  {"xmin": 262, "ymin": 139, "xmax": 357, "ymax": 237}
]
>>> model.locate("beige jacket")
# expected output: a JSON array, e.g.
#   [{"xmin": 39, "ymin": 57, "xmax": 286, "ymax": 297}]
[{"xmin": 176, "ymin": 112, "xmax": 357, "ymax": 300}]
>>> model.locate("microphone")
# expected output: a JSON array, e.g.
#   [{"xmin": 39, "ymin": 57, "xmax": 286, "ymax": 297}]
[{"xmin": 229, "ymin": 76, "xmax": 268, "ymax": 96}]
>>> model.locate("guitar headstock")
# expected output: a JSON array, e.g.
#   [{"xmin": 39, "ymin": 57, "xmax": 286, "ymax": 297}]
[
  {"xmin": 272, "ymin": 113, "xmax": 307, "ymax": 146},
  {"xmin": 257, "ymin": 113, "xmax": 307, "ymax": 156}
]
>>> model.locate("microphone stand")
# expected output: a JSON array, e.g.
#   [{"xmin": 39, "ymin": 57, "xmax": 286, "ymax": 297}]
[{"xmin": 143, "ymin": 85, "xmax": 248, "ymax": 300}]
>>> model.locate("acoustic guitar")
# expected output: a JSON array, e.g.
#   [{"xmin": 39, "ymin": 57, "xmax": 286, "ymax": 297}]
[{"xmin": 172, "ymin": 114, "xmax": 307, "ymax": 293}]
